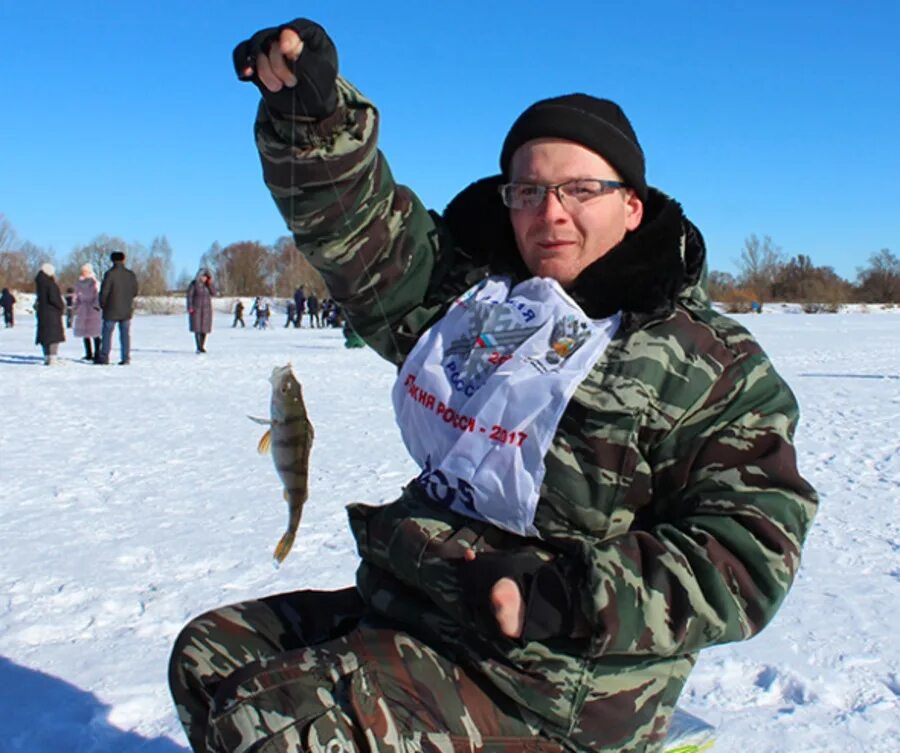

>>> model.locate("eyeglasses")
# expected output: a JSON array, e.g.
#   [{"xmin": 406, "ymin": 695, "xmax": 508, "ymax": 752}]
[{"xmin": 498, "ymin": 179, "xmax": 627, "ymax": 210}]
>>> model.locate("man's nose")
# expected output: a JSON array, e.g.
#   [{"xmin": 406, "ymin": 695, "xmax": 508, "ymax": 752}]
[{"xmin": 537, "ymin": 187, "xmax": 569, "ymax": 219}]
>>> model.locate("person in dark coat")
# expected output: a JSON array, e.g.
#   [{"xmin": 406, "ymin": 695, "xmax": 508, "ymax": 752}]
[
  {"xmin": 306, "ymin": 292, "xmax": 319, "ymax": 327},
  {"xmin": 249, "ymin": 296, "xmax": 262, "ymax": 328},
  {"xmin": 64, "ymin": 287, "xmax": 75, "ymax": 328},
  {"xmin": 34, "ymin": 263, "xmax": 65, "ymax": 365},
  {"xmin": 98, "ymin": 251, "xmax": 139, "ymax": 365},
  {"xmin": 292, "ymin": 286, "xmax": 305, "ymax": 327},
  {"xmin": 73, "ymin": 263, "xmax": 103, "ymax": 361},
  {"xmin": 284, "ymin": 300, "xmax": 296, "ymax": 327},
  {"xmin": 0, "ymin": 287, "xmax": 15, "ymax": 327},
  {"xmin": 186, "ymin": 268, "xmax": 217, "ymax": 353},
  {"xmin": 232, "ymin": 299, "xmax": 245, "ymax": 327}
]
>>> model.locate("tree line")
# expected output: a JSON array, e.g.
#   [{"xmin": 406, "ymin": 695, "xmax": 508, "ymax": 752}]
[
  {"xmin": 709, "ymin": 234, "xmax": 899, "ymax": 311},
  {"xmin": 0, "ymin": 214, "xmax": 180, "ymax": 296},
  {"xmin": 1, "ymin": 213, "xmax": 896, "ymax": 305},
  {"xmin": 0, "ymin": 213, "xmax": 329, "ymax": 299}
]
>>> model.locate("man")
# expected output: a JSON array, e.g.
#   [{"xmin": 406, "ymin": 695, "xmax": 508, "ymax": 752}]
[
  {"xmin": 98, "ymin": 250, "xmax": 138, "ymax": 365},
  {"xmin": 305, "ymin": 291, "xmax": 319, "ymax": 327},
  {"xmin": 293, "ymin": 285, "xmax": 305, "ymax": 327},
  {"xmin": 0, "ymin": 287, "xmax": 15, "ymax": 327},
  {"xmin": 284, "ymin": 299, "xmax": 297, "ymax": 327},
  {"xmin": 169, "ymin": 20, "xmax": 818, "ymax": 753},
  {"xmin": 231, "ymin": 298, "xmax": 245, "ymax": 328}
]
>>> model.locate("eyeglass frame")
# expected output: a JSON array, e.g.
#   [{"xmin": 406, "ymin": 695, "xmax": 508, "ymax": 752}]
[{"xmin": 498, "ymin": 178, "xmax": 628, "ymax": 210}]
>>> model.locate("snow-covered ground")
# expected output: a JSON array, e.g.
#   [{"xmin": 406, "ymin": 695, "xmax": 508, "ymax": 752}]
[{"xmin": 1, "ymin": 308, "xmax": 898, "ymax": 752}]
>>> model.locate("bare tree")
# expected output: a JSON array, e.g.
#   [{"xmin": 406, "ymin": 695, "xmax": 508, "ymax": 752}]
[
  {"xmin": 141, "ymin": 255, "xmax": 170, "ymax": 296},
  {"xmin": 0, "ymin": 218, "xmax": 56, "ymax": 289},
  {"xmin": 272, "ymin": 236, "xmax": 328, "ymax": 298},
  {"xmin": 174, "ymin": 268, "xmax": 193, "ymax": 291},
  {"xmin": 0, "ymin": 214, "xmax": 18, "ymax": 253},
  {"xmin": 772, "ymin": 254, "xmax": 851, "ymax": 308},
  {"xmin": 66, "ymin": 235, "xmax": 128, "ymax": 282},
  {"xmin": 19, "ymin": 241, "xmax": 55, "ymax": 289},
  {"xmin": 147, "ymin": 235, "xmax": 175, "ymax": 293},
  {"xmin": 707, "ymin": 270, "xmax": 737, "ymax": 301},
  {"xmin": 0, "ymin": 251, "xmax": 29, "ymax": 289},
  {"xmin": 855, "ymin": 248, "xmax": 899, "ymax": 303},
  {"xmin": 206, "ymin": 241, "xmax": 274, "ymax": 295},
  {"xmin": 736, "ymin": 234, "xmax": 785, "ymax": 301},
  {"xmin": 126, "ymin": 241, "xmax": 150, "ymax": 283}
]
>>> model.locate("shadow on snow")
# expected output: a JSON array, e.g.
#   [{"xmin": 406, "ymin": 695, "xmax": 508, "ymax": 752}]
[
  {"xmin": 0, "ymin": 353, "xmax": 45, "ymax": 366},
  {"xmin": 0, "ymin": 656, "xmax": 188, "ymax": 753},
  {"xmin": 799, "ymin": 372, "xmax": 900, "ymax": 380}
]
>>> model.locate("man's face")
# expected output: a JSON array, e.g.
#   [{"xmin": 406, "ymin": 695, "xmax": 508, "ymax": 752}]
[{"xmin": 508, "ymin": 138, "xmax": 643, "ymax": 288}]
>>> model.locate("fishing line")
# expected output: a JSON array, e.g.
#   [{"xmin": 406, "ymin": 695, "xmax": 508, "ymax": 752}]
[{"xmin": 288, "ymin": 54, "xmax": 403, "ymax": 360}]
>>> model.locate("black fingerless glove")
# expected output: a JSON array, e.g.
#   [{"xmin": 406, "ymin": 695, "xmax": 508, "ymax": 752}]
[
  {"xmin": 233, "ymin": 18, "xmax": 338, "ymax": 119},
  {"xmin": 459, "ymin": 551, "xmax": 577, "ymax": 641}
]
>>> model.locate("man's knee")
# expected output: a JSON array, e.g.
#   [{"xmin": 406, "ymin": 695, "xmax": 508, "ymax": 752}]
[
  {"xmin": 168, "ymin": 610, "xmax": 217, "ymax": 696},
  {"xmin": 207, "ymin": 646, "xmax": 351, "ymax": 753}
]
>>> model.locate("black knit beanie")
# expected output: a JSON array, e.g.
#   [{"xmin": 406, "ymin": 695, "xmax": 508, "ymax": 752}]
[{"xmin": 499, "ymin": 94, "xmax": 647, "ymax": 201}]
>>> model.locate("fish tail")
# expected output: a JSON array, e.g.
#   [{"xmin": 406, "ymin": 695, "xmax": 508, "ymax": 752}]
[
  {"xmin": 272, "ymin": 493, "xmax": 305, "ymax": 563},
  {"xmin": 272, "ymin": 529, "xmax": 297, "ymax": 564}
]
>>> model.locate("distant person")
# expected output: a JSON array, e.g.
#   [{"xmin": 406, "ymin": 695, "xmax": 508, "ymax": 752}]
[
  {"xmin": 250, "ymin": 296, "xmax": 263, "ymax": 328},
  {"xmin": 330, "ymin": 299, "xmax": 344, "ymax": 328},
  {"xmin": 34, "ymin": 263, "xmax": 65, "ymax": 365},
  {"xmin": 322, "ymin": 297, "xmax": 342, "ymax": 327},
  {"xmin": 64, "ymin": 287, "xmax": 75, "ymax": 328},
  {"xmin": 73, "ymin": 263, "xmax": 102, "ymax": 362},
  {"xmin": 306, "ymin": 292, "xmax": 319, "ymax": 327},
  {"xmin": 98, "ymin": 250, "xmax": 139, "ymax": 365},
  {"xmin": 292, "ymin": 286, "xmax": 305, "ymax": 327},
  {"xmin": 259, "ymin": 298, "xmax": 271, "ymax": 328},
  {"xmin": 232, "ymin": 299, "xmax": 245, "ymax": 327},
  {"xmin": 0, "ymin": 287, "xmax": 15, "ymax": 327},
  {"xmin": 284, "ymin": 300, "xmax": 297, "ymax": 327},
  {"xmin": 319, "ymin": 297, "xmax": 332, "ymax": 326},
  {"xmin": 342, "ymin": 320, "xmax": 365, "ymax": 348},
  {"xmin": 186, "ymin": 268, "xmax": 217, "ymax": 353}
]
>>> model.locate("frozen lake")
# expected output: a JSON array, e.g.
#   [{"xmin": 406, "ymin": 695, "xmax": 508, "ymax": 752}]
[{"xmin": 1, "ymin": 308, "xmax": 898, "ymax": 752}]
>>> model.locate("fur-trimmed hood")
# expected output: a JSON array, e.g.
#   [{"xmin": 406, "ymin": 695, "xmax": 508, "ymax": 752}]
[{"xmin": 442, "ymin": 177, "xmax": 708, "ymax": 323}]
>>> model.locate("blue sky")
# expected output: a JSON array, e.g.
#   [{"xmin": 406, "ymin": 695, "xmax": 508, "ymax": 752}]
[{"xmin": 1, "ymin": 0, "xmax": 897, "ymax": 282}]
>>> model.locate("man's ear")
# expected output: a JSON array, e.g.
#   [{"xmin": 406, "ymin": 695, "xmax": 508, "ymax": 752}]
[{"xmin": 624, "ymin": 190, "xmax": 643, "ymax": 231}]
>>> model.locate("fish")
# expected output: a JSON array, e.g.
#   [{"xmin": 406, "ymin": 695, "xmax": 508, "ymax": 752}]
[{"xmin": 248, "ymin": 363, "xmax": 314, "ymax": 564}]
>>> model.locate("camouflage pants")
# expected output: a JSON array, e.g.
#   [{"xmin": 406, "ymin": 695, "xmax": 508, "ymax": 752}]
[{"xmin": 168, "ymin": 588, "xmax": 563, "ymax": 753}]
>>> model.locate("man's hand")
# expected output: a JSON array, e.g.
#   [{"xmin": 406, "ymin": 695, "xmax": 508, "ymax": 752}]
[
  {"xmin": 239, "ymin": 28, "xmax": 302, "ymax": 92},
  {"xmin": 464, "ymin": 548, "xmax": 524, "ymax": 638},
  {"xmin": 233, "ymin": 19, "xmax": 338, "ymax": 119},
  {"xmin": 459, "ymin": 548, "xmax": 579, "ymax": 641}
]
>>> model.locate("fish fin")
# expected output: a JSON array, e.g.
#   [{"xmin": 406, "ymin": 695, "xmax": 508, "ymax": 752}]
[
  {"xmin": 257, "ymin": 430, "xmax": 272, "ymax": 454},
  {"xmin": 247, "ymin": 415, "xmax": 271, "ymax": 425}
]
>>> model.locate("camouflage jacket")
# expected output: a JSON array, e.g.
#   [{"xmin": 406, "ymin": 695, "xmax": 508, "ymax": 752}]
[{"xmin": 253, "ymin": 78, "xmax": 818, "ymax": 752}]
